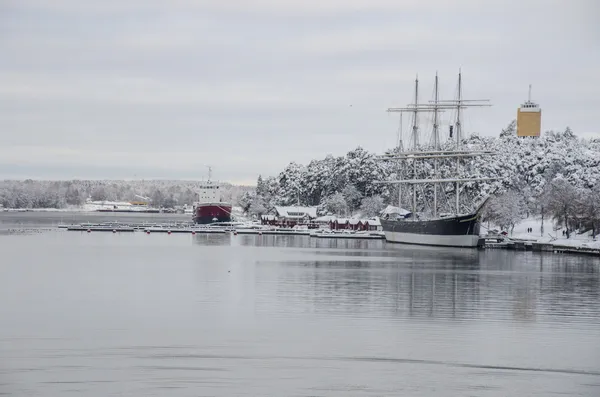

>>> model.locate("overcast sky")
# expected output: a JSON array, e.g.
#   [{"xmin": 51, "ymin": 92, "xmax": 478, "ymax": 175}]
[{"xmin": 1, "ymin": 0, "xmax": 598, "ymax": 184}]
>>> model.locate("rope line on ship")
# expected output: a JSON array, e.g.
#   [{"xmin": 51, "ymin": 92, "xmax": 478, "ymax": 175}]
[{"xmin": 194, "ymin": 204, "xmax": 237, "ymax": 222}]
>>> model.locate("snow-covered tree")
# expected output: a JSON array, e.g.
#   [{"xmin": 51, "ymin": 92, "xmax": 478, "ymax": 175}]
[
  {"xmin": 342, "ymin": 185, "xmax": 362, "ymax": 212},
  {"xmin": 248, "ymin": 202, "xmax": 266, "ymax": 217},
  {"xmin": 256, "ymin": 175, "xmax": 266, "ymax": 197},
  {"xmin": 150, "ymin": 189, "xmax": 165, "ymax": 207},
  {"xmin": 322, "ymin": 192, "xmax": 348, "ymax": 216},
  {"xmin": 487, "ymin": 190, "xmax": 526, "ymax": 234},
  {"xmin": 90, "ymin": 186, "xmax": 108, "ymax": 201},
  {"xmin": 65, "ymin": 185, "xmax": 84, "ymax": 205},
  {"xmin": 1, "ymin": 123, "xmax": 598, "ymax": 214},
  {"xmin": 499, "ymin": 120, "xmax": 516, "ymax": 139},
  {"xmin": 277, "ymin": 162, "xmax": 306, "ymax": 206},
  {"xmin": 238, "ymin": 191, "xmax": 254, "ymax": 213},
  {"xmin": 162, "ymin": 195, "xmax": 177, "ymax": 209},
  {"xmin": 359, "ymin": 195, "xmax": 385, "ymax": 217}
]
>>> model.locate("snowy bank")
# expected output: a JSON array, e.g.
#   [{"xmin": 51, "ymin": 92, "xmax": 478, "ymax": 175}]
[
  {"xmin": 483, "ymin": 216, "xmax": 600, "ymax": 253},
  {"xmin": 1, "ymin": 207, "xmax": 85, "ymax": 212}
]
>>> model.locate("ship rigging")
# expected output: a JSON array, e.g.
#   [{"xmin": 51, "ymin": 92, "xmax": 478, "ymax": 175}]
[{"xmin": 375, "ymin": 70, "xmax": 497, "ymax": 247}]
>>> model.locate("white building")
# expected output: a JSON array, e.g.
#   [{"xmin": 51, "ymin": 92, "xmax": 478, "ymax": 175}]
[{"xmin": 261, "ymin": 206, "xmax": 318, "ymax": 225}]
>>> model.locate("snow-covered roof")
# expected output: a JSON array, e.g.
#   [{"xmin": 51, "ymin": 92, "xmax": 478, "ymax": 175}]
[
  {"xmin": 274, "ymin": 206, "xmax": 318, "ymax": 219},
  {"xmin": 314, "ymin": 215, "xmax": 336, "ymax": 222},
  {"xmin": 381, "ymin": 205, "xmax": 411, "ymax": 216},
  {"xmin": 366, "ymin": 217, "xmax": 381, "ymax": 226},
  {"xmin": 328, "ymin": 216, "xmax": 380, "ymax": 225}
]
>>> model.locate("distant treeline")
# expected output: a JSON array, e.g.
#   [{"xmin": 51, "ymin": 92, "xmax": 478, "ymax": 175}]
[{"xmin": 0, "ymin": 180, "xmax": 253, "ymax": 209}]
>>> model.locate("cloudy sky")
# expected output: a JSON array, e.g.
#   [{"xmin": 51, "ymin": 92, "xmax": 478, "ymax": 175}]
[{"xmin": 1, "ymin": 0, "xmax": 598, "ymax": 184}]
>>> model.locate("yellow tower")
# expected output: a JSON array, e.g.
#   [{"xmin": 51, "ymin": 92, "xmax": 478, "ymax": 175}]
[{"xmin": 517, "ymin": 85, "xmax": 541, "ymax": 137}]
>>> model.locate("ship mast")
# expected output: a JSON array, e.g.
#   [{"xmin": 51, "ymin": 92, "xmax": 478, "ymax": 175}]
[
  {"xmin": 433, "ymin": 72, "xmax": 439, "ymax": 218},
  {"xmin": 411, "ymin": 75, "xmax": 419, "ymax": 149},
  {"xmin": 456, "ymin": 70, "xmax": 462, "ymax": 213},
  {"xmin": 412, "ymin": 75, "xmax": 418, "ymax": 217},
  {"xmin": 379, "ymin": 70, "xmax": 494, "ymax": 218},
  {"xmin": 397, "ymin": 112, "xmax": 404, "ymax": 208},
  {"xmin": 397, "ymin": 110, "xmax": 404, "ymax": 151},
  {"xmin": 432, "ymin": 72, "xmax": 440, "ymax": 149},
  {"xmin": 387, "ymin": 75, "xmax": 436, "ymax": 219}
]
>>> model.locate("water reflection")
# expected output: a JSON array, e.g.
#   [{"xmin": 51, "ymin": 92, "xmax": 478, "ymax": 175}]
[
  {"xmin": 1, "ymin": 227, "xmax": 600, "ymax": 396},
  {"xmin": 247, "ymin": 243, "xmax": 600, "ymax": 325},
  {"xmin": 191, "ymin": 233, "xmax": 232, "ymax": 246},
  {"xmin": 188, "ymin": 232, "xmax": 600, "ymax": 325},
  {"xmin": 231, "ymin": 234, "xmax": 384, "ymax": 250}
]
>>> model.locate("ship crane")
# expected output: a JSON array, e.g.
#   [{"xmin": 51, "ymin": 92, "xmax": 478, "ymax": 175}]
[
  {"xmin": 132, "ymin": 194, "xmax": 151, "ymax": 206},
  {"xmin": 135, "ymin": 194, "xmax": 150, "ymax": 201}
]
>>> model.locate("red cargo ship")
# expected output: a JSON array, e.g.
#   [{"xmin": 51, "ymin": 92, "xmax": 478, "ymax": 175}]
[{"xmin": 193, "ymin": 175, "xmax": 232, "ymax": 224}]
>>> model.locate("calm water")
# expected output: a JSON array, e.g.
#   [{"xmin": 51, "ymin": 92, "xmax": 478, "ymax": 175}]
[{"xmin": 1, "ymin": 213, "xmax": 600, "ymax": 396}]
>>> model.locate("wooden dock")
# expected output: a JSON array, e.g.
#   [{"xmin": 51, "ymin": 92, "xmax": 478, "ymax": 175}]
[
  {"xmin": 67, "ymin": 226, "xmax": 135, "ymax": 232},
  {"xmin": 312, "ymin": 233, "xmax": 384, "ymax": 240},
  {"xmin": 62, "ymin": 224, "xmax": 386, "ymax": 240},
  {"xmin": 234, "ymin": 229, "xmax": 311, "ymax": 236}
]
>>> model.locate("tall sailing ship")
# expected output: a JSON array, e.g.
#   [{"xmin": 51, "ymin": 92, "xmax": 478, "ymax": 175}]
[
  {"xmin": 193, "ymin": 167, "xmax": 233, "ymax": 224},
  {"xmin": 377, "ymin": 71, "xmax": 496, "ymax": 248}
]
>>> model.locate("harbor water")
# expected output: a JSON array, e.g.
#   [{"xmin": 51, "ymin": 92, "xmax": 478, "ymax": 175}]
[{"xmin": 1, "ymin": 212, "xmax": 599, "ymax": 396}]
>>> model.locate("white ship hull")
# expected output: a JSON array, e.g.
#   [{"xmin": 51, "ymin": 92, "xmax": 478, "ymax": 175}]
[{"xmin": 83, "ymin": 200, "xmax": 157, "ymax": 213}]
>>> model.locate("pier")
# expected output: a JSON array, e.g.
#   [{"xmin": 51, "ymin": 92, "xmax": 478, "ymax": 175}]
[
  {"xmin": 59, "ymin": 223, "xmax": 599, "ymax": 252},
  {"xmin": 59, "ymin": 222, "xmax": 385, "ymax": 240}
]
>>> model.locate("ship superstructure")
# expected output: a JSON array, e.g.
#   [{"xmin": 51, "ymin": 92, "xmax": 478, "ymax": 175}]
[{"xmin": 193, "ymin": 167, "xmax": 232, "ymax": 224}]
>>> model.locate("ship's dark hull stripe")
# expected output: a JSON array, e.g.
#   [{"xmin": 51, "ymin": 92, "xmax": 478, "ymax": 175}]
[
  {"xmin": 380, "ymin": 212, "xmax": 482, "ymax": 248},
  {"xmin": 380, "ymin": 213, "xmax": 480, "ymax": 236}
]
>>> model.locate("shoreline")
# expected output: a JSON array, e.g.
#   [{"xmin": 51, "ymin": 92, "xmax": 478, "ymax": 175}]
[
  {"xmin": 481, "ymin": 216, "xmax": 600, "ymax": 257},
  {"xmin": 2, "ymin": 211, "xmax": 599, "ymax": 257}
]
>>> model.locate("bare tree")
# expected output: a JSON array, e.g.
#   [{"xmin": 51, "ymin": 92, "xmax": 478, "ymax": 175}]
[
  {"xmin": 542, "ymin": 178, "xmax": 578, "ymax": 238},
  {"xmin": 487, "ymin": 190, "xmax": 526, "ymax": 235},
  {"xmin": 577, "ymin": 186, "xmax": 600, "ymax": 238}
]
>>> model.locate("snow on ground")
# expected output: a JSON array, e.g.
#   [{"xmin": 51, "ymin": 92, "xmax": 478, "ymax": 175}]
[
  {"xmin": 538, "ymin": 238, "xmax": 600, "ymax": 249},
  {"xmin": 1, "ymin": 207, "xmax": 84, "ymax": 212},
  {"xmin": 483, "ymin": 216, "xmax": 600, "ymax": 249}
]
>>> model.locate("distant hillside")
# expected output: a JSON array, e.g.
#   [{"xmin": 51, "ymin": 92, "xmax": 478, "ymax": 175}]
[{"xmin": 0, "ymin": 179, "xmax": 254, "ymax": 209}]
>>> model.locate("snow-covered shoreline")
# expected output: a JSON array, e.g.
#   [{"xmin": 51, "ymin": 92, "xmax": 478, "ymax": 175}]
[
  {"xmin": 483, "ymin": 216, "xmax": 600, "ymax": 252},
  {"xmin": 1, "ymin": 207, "xmax": 86, "ymax": 212}
]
